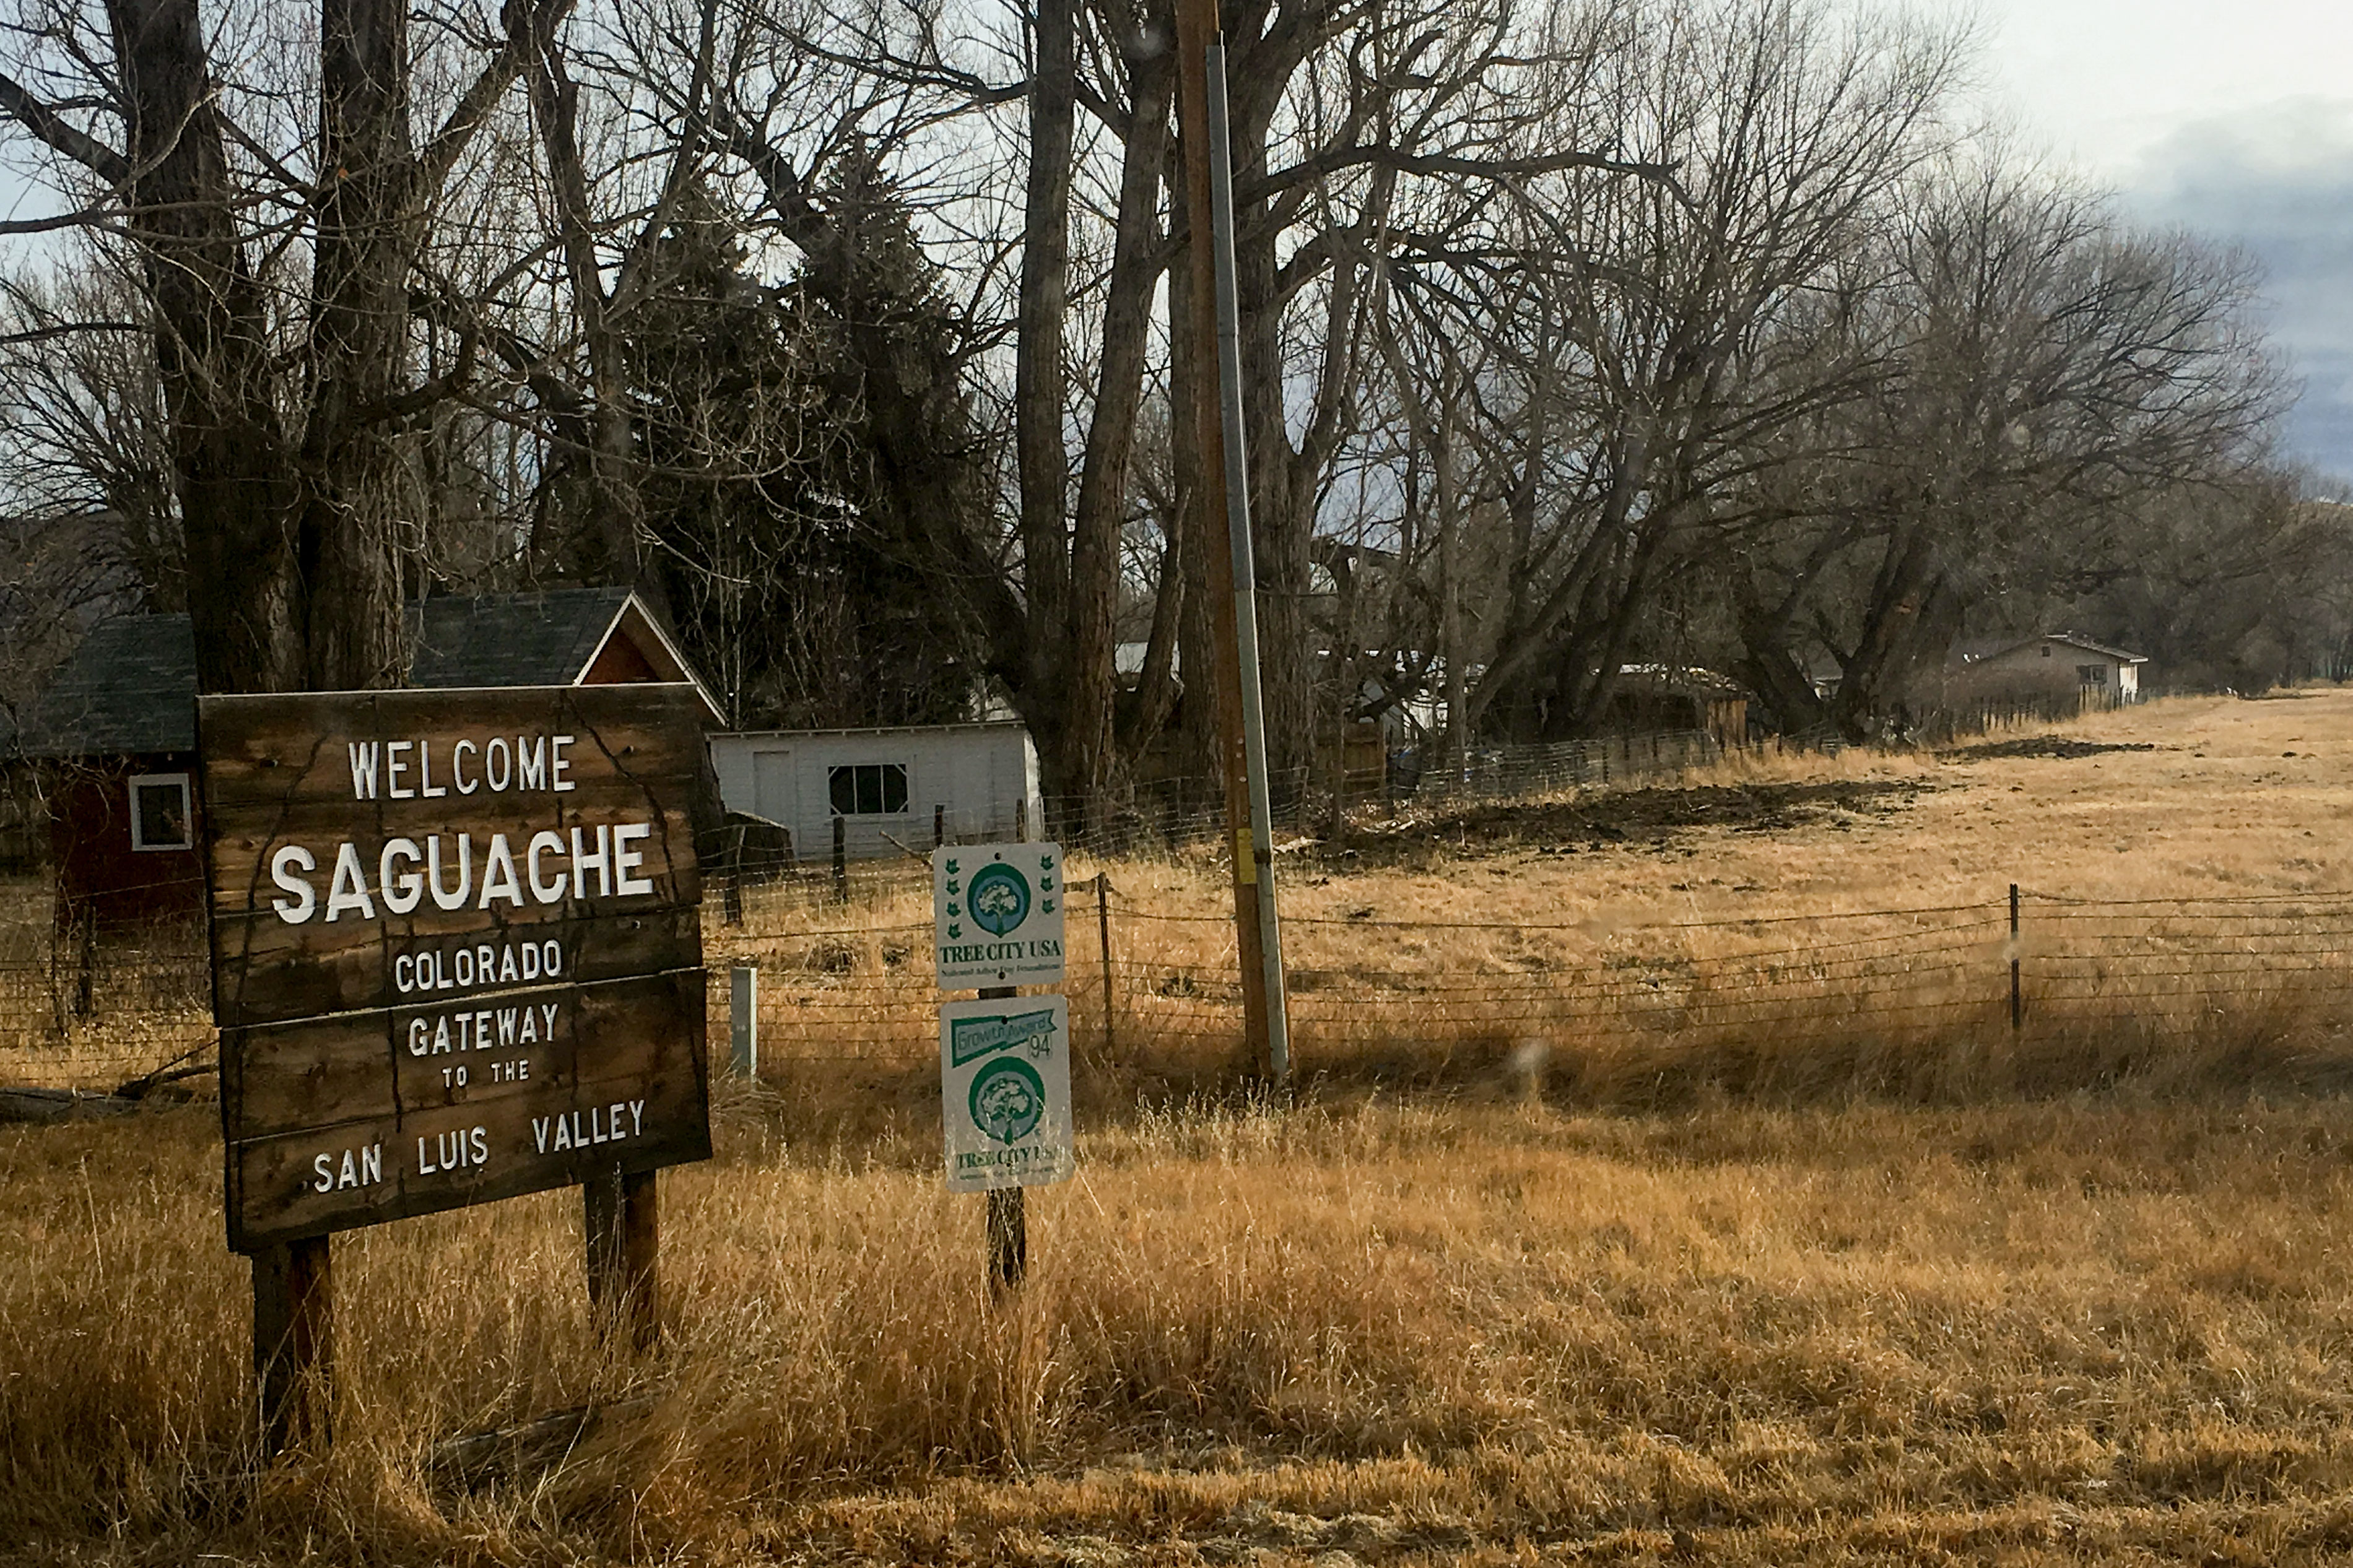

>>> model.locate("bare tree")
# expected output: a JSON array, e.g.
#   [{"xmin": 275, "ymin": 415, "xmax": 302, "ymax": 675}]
[
  {"xmin": 0, "ymin": 0, "xmax": 578, "ymax": 689},
  {"xmin": 1733, "ymin": 154, "xmax": 2284, "ymax": 736}
]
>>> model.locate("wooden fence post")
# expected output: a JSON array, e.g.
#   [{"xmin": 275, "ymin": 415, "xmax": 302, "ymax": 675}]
[
  {"xmin": 74, "ymin": 916, "xmax": 95, "ymax": 1018},
  {"xmin": 253, "ymin": 1235, "xmax": 333, "ymax": 1455},
  {"xmin": 831, "ymin": 816, "xmax": 848, "ymax": 903},
  {"xmin": 723, "ymin": 822, "xmax": 746, "ymax": 927},
  {"xmin": 2009, "ymin": 884, "xmax": 2023, "ymax": 1032},
  {"xmin": 1096, "ymin": 873, "xmax": 1116, "ymax": 1059},
  {"xmin": 585, "ymin": 1167, "xmax": 659, "ymax": 1352},
  {"xmin": 934, "ymin": 803, "xmax": 946, "ymax": 849}
]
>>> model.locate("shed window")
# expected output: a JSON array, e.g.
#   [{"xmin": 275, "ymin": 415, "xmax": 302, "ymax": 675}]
[
  {"xmin": 129, "ymin": 773, "xmax": 192, "ymax": 851},
  {"xmin": 2077, "ymin": 664, "xmax": 2107, "ymax": 685},
  {"xmin": 829, "ymin": 763, "xmax": 909, "ymax": 815}
]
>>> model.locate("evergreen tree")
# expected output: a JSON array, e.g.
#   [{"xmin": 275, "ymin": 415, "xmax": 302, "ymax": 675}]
[{"xmin": 627, "ymin": 178, "xmax": 985, "ymax": 728}]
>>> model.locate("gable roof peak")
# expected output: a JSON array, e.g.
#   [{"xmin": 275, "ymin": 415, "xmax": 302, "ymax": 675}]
[{"xmin": 22, "ymin": 586, "xmax": 722, "ymax": 758}]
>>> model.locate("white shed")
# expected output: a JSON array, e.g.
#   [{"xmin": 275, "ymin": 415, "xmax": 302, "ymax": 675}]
[
  {"xmin": 1955, "ymin": 632, "xmax": 2146, "ymax": 704},
  {"xmin": 707, "ymin": 722, "xmax": 1045, "ymax": 862}
]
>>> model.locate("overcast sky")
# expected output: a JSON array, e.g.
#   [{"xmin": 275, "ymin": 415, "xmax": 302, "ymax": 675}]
[
  {"xmin": 1972, "ymin": 0, "xmax": 2353, "ymax": 482},
  {"xmin": 4, "ymin": 1, "xmax": 2349, "ymax": 477}
]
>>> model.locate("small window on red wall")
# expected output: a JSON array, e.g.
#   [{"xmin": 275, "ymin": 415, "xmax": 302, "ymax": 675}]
[{"xmin": 129, "ymin": 773, "xmax": 192, "ymax": 851}]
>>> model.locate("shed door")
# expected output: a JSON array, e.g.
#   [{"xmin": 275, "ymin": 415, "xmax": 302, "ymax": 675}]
[{"xmin": 752, "ymin": 748, "xmax": 796, "ymax": 825}]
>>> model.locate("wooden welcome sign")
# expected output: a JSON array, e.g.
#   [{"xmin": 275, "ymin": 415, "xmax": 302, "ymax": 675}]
[{"xmin": 199, "ymin": 685, "xmax": 713, "ymax": 1254}]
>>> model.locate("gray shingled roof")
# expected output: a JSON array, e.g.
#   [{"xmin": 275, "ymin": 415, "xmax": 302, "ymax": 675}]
[
  {"xmin": 409, "ymin": 588, "xmax": 635, "ymax": 689},
  {"xmin": 19, "ymin": 589, "xmax": 648, "ymax": 758},
  {"xmin": 1973, "ymin": 631, "xmax": 2148, "ymax": 666},
  {"xmin": 17, "ymin": 613, "xmax": 198, "ymax": 758}
]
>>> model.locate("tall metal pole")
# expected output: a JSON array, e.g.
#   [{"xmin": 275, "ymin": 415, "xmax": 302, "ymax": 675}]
[
  {"xmin": 1204, "ymin": 43, "xmax": 1289, "ymax": 1086},
  {"xmin": 1175, "ymin": 10, "xmax": 1289, "ymax": 1085}
]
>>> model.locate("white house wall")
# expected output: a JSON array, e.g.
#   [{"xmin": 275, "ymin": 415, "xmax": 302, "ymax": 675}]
[{"xmin": 707, "ymin": 727, "xmax": 1045, "ymax": 862}]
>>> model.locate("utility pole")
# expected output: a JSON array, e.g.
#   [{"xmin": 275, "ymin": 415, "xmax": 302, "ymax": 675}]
[{"xmin": 1175, "ymin": 3, "xmax": 1290, "ymax": 1087}]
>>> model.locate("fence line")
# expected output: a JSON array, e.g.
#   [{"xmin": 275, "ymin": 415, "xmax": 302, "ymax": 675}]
[
  {"xmin": 4, "ymin": 880, "xmax": 2350, "ymax": 1089},
  {"xmin": 708, "ymin": 881, "xmax": 2353, "ymax": 1075}
]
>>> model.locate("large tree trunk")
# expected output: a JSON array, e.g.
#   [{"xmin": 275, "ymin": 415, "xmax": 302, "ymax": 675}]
[
  {"xmin": 1830, "ymin": 522, "xmax": 1959, "ymax": 739},
  {"xmin": 295, "ymin": 0, "xmax": 415, "ymax": 690},
  {"xmin": 1015, "ymin": 0, "xmax": 1079, "ymax": 815},
  {"xmin": 105, "ymin": 0, "xmax": 297, "ymax": 694},
  {"xmin": 1169, "ymin": 245, "xmax": 1223, "ymax": 806},
  {"xmin": 1082, "ymin": 50, "xmax": 1175, "ymax": 772},
  {"xmin": 528, "ymin": 33, "xmax": 650, "ymax": 602},
  {"xmin": 13, "ymin": 0, "xmax": 562, "ymax": 699},
  {"xmin": 1236, "ymin": 219, "xmax": 1314, "ymax": 802}
]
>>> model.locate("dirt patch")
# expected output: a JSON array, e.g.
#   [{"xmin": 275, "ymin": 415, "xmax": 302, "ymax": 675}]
[
  {"xmin": 1944, "ymin": 735, "xmax": 2160, "ymax": 762},
  {"xmin": 1314, "ymin": 779, "xmax": 1929, "ymax": 868}
]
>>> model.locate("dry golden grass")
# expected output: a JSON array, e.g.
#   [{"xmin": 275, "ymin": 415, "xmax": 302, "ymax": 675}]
[
  {"xmin": 702, "ymin": 690, "xmax": 2353, "ymax": 1119},
  {"xmin": 7, "ymin": 690, "xmax": 2353, "ymax": 1562},
  {"xmin": 14, "ymin": 1092, "xmax": 2353, "ymax": 1563}
]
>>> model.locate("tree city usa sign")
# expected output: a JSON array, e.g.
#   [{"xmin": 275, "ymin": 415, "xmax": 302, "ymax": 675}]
[
  {"xmin": 932, "ymin": 841, "xmax": 1072, "ymax": 1198},
  {"xmin": 931, "ymin": 842, "xmax": 1066, "ymax": 987},
  {"xmin": 199, "ymin": 685, "xmax": 712, "ymax": 1253}
]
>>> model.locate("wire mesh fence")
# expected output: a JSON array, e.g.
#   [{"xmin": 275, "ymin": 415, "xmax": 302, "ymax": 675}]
[
  {"xmin": 706, "ymin": 730, "xmax": 1737, "ymax": 891},
  {"xmin": 9, "ymin": 788, "xmax": 2353, "ymax": 1101},
  {"xmin": 697, "ymin": 870, "xmax": 2353, "ymax": 1104},
  {"xmin": 0, "ymin": 882, "xmax": 213, "ymax": 1091}
]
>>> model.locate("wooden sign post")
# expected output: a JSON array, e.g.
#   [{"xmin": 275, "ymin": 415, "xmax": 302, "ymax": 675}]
[
  {"xmin": 199, "ymin": 685, "xmax": 713, "ymax": 1450},
  {"xmin": 933, "ymin": 843, "xmax": 1070, "ymax": 1294}
]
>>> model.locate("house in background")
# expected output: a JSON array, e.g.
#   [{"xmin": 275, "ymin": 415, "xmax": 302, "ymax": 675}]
[
  {"xmin": 17, "ymin": 588, "xmax": 722, "ymax": 930},
  {"xmin": 15, "ymin": 615, "xmax": 209, "ymax": 927},
  {"xmin": 1608, "ymin": 665, "xmax": 1752, "ymax": 747},
  {"xmin": 707, "ymin": 722, "xmax": 1043, "ymax": 865},
  {"xmin": 1952, "ymin": 632, "xmax": 2146, "ymax": 708}
]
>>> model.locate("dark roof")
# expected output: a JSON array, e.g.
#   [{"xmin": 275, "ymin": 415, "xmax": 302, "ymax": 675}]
[
  {"xmin": 17, "ymin": 614, "xmax": 198, "ymax": 757},
  {"xmin": 1614, "ymin": 663, "xmax": 1750, "ymax": 698},
  {"xmin": 20, "ymin": 588, "xmax": 706, "ymax": 758},
  {"xmin": 409, "ymin": 588, "xmax": 636, "ymax": 689},
  {"xmin": 1973, "ymin": 631, "xmax": 2147, "ymax": 666}
]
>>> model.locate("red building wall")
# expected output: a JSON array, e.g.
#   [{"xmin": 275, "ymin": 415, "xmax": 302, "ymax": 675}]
[{"xmin": 47, "ymin": 755, "xmax": 207, "ymax": 930}]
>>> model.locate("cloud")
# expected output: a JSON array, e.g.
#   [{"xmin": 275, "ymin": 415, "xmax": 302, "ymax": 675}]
[{"xmin": 2124, "ymin": 97, "xmax": 2353, "ymax": 482}]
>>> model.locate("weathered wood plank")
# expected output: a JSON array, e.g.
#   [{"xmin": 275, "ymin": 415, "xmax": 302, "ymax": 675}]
[
  {"xmin": 210, "ymin": 905, "xmax": 700, "ymax": 1028},
  {"xmin": 227, "ymin": 981, "xmax": 709, "ymax": 1250},
  {"xmin": 201, "ymin": 687, "xmax": 706, "ymax": 923},
  {"xmin": 202, "ymin": 800, "xmax": 703, "ymax": 922},
  {"xmin": 224, "ymin": 969, "xmax": 702, "ymax": 1141},
  {"xmin": 202, "ymin": 685, "xmax": 714, "ymax": 1254}
]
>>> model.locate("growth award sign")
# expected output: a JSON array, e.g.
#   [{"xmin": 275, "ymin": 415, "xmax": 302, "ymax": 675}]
[{"xmin": 939, "ymin": 995, "xmax": 1073, "ymax": 1192}]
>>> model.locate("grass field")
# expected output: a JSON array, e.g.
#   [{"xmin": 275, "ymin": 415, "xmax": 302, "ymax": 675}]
[{"xmin": 7, "ymin": 691, "xmax": 2353, "ymax": 1563}]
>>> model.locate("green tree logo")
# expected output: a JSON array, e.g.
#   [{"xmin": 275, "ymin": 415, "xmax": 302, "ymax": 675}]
[
  {"xmin": 968, "ymin": 863, "xmax": 1031, "ymax": 937},
  {"xmin": 968, "ymin": 1057, "xmax": 1046, "ymax": 1143}
]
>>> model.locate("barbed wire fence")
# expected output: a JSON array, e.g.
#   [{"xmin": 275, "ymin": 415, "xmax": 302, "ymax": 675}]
[
  {"xmin": 700, "ymin": 868, "xmax": 2353, "ymax": 1107},
  {"xmin": 7, "ymin": 725, "xmax": 2353, "ymax": 1102}
]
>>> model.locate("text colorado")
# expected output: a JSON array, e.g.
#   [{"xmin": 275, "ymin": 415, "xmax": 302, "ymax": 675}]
[{"xmin": 394, "ymin": 937, "xmax": 563, "ymax": 997}]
